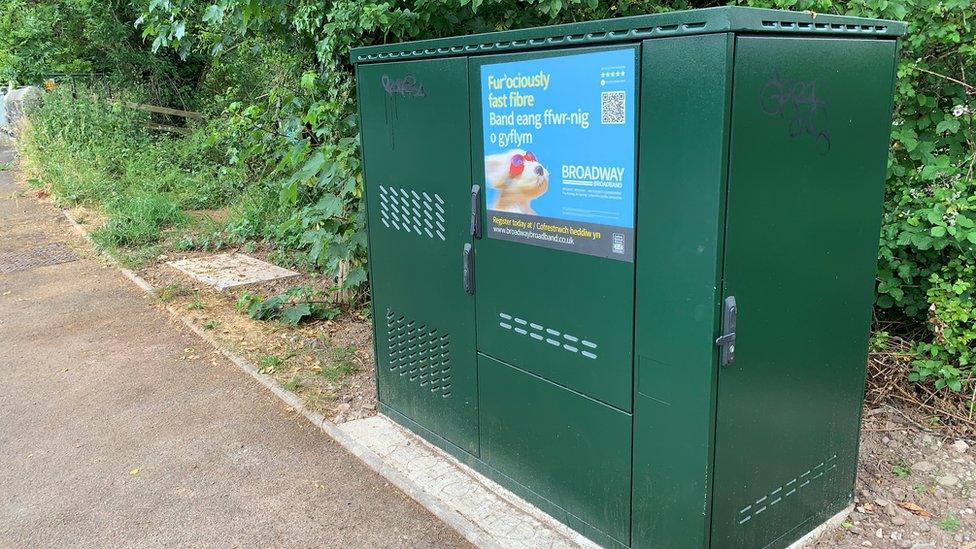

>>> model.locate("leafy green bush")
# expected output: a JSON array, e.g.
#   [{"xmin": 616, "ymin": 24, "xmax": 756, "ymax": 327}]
[
  {"xmin": 19, "ymin": 89, "xmax": 247, "ymax": 252},
  {"xmin": 235, "ymin": 286, "xmax": 340, "ymax": 325}
]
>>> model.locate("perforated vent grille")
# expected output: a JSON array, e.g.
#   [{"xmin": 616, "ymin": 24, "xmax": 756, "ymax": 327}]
[
  {"xmin": 737, "ymin": 454, "xmax": 839, "ymax": 526},
  {"xmin": 760, "ymin": 20, "xmax": 888, "ymax": 33},
  {"xmin": 386, "ymin": 310, "xmax": 452, "ymax": 398},
  {"xmin": 378, "ymin": 185, "xmax": 446, "ymax": 241}
]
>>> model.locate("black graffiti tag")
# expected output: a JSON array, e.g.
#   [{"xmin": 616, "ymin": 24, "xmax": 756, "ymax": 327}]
[
  {"xmin": 382, "ymin": 74, "xmax": 427, "ymax": 98},
  {"xmin": 759, "ymin": 72, "xmax": 831, "ymax": 155}
]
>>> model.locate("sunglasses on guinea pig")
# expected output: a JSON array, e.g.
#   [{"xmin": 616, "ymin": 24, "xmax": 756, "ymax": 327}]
[{"xmin": 508, "ymin": 151, "xmax": 538, "ymax": 177}]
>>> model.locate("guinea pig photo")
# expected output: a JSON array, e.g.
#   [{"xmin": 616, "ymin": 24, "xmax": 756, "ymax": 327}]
[{"xmin": 484, "ymin": 149, "xmax": 549, "ymax": 215}]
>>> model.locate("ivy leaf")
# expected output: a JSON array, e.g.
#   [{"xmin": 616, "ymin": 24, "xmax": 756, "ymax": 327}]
[
  {"xmin": 931, "ymin": 226, "xmax": 947, "ymax": 237},
  {"xmin": 280, "ymin": 303, "xmax": 312, "ymax": 325},
  {"xmin": 313, "ymin": 193, "xmax": 343, "ymax": 218},
  {"xmin": 935, "ymin": 118, "xmax": 960, "ymax": 134},
  {"xmin": 280, "ymin": 180, "xmax": 298, "ymax": 207},
  {"xmin": 300, "ymin": 71, "xmax": 317, "ymax": 90},
  {"xmin": 151, "ymin": 33, "xmax": 167, "ymax": 52},
  {"xmin": 293, "ymin": 150, "xmax": 326, "ymax": 183},
  {"xmin": 172, "ymin": 20, "xmax": 186, "ymax": 40},
  {"xmin": 342, "ymin": 265, "xmax": 367, "ymax": 290},
  {"xmin": 202, "ymin": 4, "xmax": 224, "ymax": 23}
]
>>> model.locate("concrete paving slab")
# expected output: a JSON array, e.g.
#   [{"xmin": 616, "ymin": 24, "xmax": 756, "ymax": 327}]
[
  {"xmin": 340, "ymin": 415, "xmax": 601, "ymax": 549},
  {"xmin": 167, "ymin": 252, "xmax": 299, "ymax": 290}
]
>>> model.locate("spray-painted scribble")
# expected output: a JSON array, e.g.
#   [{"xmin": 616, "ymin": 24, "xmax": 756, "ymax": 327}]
[{"xmin": 759, "ymin": 72, "xmax": 831, "ymax": 155}]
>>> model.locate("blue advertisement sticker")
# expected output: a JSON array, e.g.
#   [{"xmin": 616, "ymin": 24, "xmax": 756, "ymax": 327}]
[{"xmin": 480, "ymin": 48, "xmax": 636, "ymax": 261}]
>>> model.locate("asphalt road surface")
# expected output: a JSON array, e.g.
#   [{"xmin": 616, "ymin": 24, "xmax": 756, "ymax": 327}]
[{"xmin": 0, "ymin": 144, "xmax": 469, "ymax": 548}]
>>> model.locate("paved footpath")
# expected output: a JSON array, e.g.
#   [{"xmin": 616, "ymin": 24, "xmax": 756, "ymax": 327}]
[{"xmin": 0, "ymin": 144, "xmax": 468, "ymax": 548}]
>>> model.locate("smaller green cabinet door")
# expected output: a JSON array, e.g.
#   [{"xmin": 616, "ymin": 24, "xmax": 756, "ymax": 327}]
[
  {"xmin": 479, "ymin": 353, "xmax": 633, "ymax": 545},
  {"xmin": 711, "ymin": 36, "xmax": 898, "ymax": 548},
  {"xmin": 358, "ymin": 58, "xmax": 478, "ymax": 455}
]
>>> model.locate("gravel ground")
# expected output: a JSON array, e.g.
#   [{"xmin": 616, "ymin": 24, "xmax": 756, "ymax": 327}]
[{"xmin": 813, "ymin": 407, "xmax": 975, "ymax": 548}]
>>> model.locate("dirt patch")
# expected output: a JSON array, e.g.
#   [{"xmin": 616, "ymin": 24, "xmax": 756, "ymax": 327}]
[
  {"xmin": 52, "ymin": 200, "xmax": 377, "ymax": 423},
  {"xmin": 813, "ymin": 406, "xmax": 975, "ymax": 548},
  {"xmin": 137, "ymin": 257, "xmax": 377, "ymax": 422}
]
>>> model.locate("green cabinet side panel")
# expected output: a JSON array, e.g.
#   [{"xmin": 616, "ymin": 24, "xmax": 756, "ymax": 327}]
[
  {"xmin": 358, "ymin": 58, "xmax": 479, "ymax": 455},
  {"xmin": 631, "ymin": 33, "xmax": 733, "ymax": 549},
  {"xmin": 479, "ymin": 353, "xmax": 633, "ymax": 545},
  {"xmin": 710, "ymin": 36, "xmax": 898, "ymax": 548},
  {"xmin": 468, "ymin": 46, "xmax": 638, "ymax": 412}
]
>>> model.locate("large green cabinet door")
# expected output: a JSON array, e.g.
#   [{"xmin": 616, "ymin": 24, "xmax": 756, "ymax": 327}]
[
  {"xmin": 358, "ymin": 58, "xmax": 478, "ymax": 454},
  {"xmin": 467, "ymin": 45, "xmax": 638, "ymax": 547},
  {"xmin": 469, "ymin": 45, "xmax": 639, "ymax": 412},
  {"xmin": 711, "ymin": 37, "xmax": 897, "ymax": 548}
]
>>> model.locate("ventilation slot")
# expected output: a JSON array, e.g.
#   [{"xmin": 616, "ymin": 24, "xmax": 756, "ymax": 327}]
[
  {"xmin": 760, "ymin": 20, "xmax": 887, "ymax": 34},
  {"xmin": 498, "ymin": 312, "xmax": 598, "ymax": 360},
  {"xmin": 378, "ymin": 185, "xmax": 446, "ymax": 241},
  {"xmin": 737, "ymin": 454, "xmax": 839, "ymax": 526},
  {"xmin": 386, "ymin": 310, "xmax": 452, "ymax": 398}
]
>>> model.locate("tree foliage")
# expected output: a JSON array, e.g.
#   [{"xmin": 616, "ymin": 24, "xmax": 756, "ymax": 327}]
[{"xmin": 4, "ymin": 0, "xmax": 975, "ymax": 401}]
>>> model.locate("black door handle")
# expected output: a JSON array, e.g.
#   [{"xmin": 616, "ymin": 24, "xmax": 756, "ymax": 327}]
[
  {"xmin": 470, "ymin": 185, "xmax": 482, "ymax": 239},
  {"xmin": 462, "ymin": 243, "xmax": 474, "ymax": 295},
  {"xmin": 715, "ymin": 296, "xmax": 736, "ymax": 367}
]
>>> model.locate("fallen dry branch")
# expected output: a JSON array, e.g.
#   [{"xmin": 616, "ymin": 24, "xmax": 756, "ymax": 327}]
[{"xmin": 865, "ymin": 334, "xmax": 976, "ymax": 438}]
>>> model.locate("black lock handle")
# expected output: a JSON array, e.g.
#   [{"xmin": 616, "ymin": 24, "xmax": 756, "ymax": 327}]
[
  {"xmin": 715, "ymin": 296, "xmax": 737, "ymax": 367},
  {"xmin": 462, "ymin": 243, "xmax": 475, "ymax": 295},
  {"xmin": 470, "ymin": 185, "xmax": 482, "ymax": 239}
]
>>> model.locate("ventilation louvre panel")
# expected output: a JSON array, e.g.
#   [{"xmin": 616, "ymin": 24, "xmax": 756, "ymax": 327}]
[
  {"xmin": 378, "ymin": 185, "xmax": 447, "ymax": 241},
  {"xmin": 386, "ymin": 309, "xmax": 452, "ymax": 398}
]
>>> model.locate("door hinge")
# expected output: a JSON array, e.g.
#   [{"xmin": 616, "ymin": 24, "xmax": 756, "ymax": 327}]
[{"xmin": 715, "ymin": 295, "xmax": 736, "ymax": 367}]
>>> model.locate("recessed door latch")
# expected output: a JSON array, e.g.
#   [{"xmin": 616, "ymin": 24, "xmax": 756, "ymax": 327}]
[
  {"xmin": 470, "ymin": 184, "xmax": 482, "ymax": 239},
  {"xmin": 715, "ymin": 295, "xmax": 736, "ymax": 367},
  {"xmin": 462, "ymin": 243, "xmax": 475, "ymax": 295}
]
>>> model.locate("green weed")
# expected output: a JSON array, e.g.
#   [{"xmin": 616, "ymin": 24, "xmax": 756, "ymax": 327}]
[
  {"xmin": 235, "ymin": 286, "xmax": 339, "ymax": 325},
  {"xmin": 92, "ymin": 190, "xmax": 185, "ymax": 248},
  {"xmin": 186, "ymin": 291, "xmax": 205, "ymax": 311},
  {"xmin": 282, "ymin": 376, "xmax": 302, "ymax": 392},
  {"xmin": 938, "ymin": 512, "xmax": 961, "ymax": 532},
  {"xmin": 317, "ymin": 340, "xmax": 359, "ymax": 382},
  {"xmin": 258, "ymin": 350, "xmax": 296, "ymax": 375},
  {"xmin": 158, "ymin": 283, "xmax": 190, "ymax": 303},
  {"xmin": 258, "ymin": 355, "xmax": 285, "ymax": 375},
  {"xmin": 891, "ymin": 459, "xmax": 912, "ymax": 478}
]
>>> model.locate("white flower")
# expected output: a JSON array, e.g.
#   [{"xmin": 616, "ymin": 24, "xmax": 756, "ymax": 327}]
[{"xmin": 952, "ymin": 104, "xmax": 970, "ymax": 117}]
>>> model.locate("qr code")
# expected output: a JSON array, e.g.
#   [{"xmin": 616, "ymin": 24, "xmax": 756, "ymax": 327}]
[
  {"xmin": 601, "ymin": 91, "xmax": 626, "ymax": 125},
  {"xmin": 612, "ymin": 233, "xmax": 625, "ymax": 254}
]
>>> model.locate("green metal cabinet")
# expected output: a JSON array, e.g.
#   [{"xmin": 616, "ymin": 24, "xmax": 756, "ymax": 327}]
[{"xmin": 353, "ymin": 7, "xmax": 905, "ymax": 548}]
